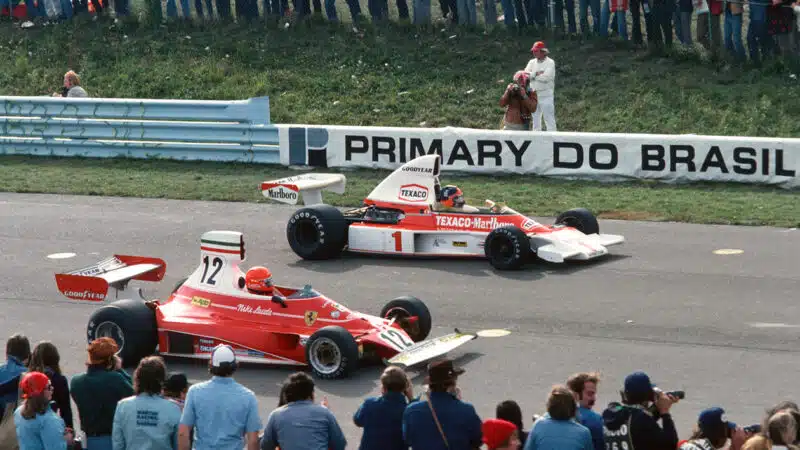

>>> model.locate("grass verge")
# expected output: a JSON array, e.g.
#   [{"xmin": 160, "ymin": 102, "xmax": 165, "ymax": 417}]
[
  {"xmin": 1, "ymin": 156, "xmax": 797, "ymax": 227},
  {"xmin": 0, "ymin": 17, "xmax": 797, "ymax": 228},
  {"xmin": 0, "ymin": 15, "xmax": 799, "ymax": 135}
]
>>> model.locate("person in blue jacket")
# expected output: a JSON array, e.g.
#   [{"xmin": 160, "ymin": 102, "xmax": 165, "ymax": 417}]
[
  {"xmin": 402, "ymin": 359, "xmax": 482, "ymax": 450},
  {"xmin": 566, "ymin": 372, "xmax": 604, "ymax": 450},
  {"xmin": 14, "ymin": 371, "xmax": 74, "ymax": 450},
  {"xmin": 354, "ymin": 366, "xmax": 414, "ymax": 450}
]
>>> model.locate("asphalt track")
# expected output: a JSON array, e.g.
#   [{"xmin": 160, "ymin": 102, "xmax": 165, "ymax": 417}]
[{"xmin": 1, "ymin": 192, "xmax": 799, "ymax": 444}]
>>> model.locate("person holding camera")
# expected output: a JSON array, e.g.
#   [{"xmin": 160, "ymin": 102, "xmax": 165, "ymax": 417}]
[
  {"xmin": 679, "ymin": 407, "xmax": 754, "ymax": 450},
  {"xmin": 52, "ymin": 71, "xmax": 88, "ymax": 98},
  {"xmin": 499, "ymin": 70, "xmax": 538, "ymax": 131},
  {"xmin": 601, "ymin": 371, "xmax": 680, "ymax": 450}
]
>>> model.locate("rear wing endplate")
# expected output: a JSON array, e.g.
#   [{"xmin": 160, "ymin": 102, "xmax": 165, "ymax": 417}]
[
  {"xmin": 55, "ymin": 255, "xmax": 166, "ymax": 302},
  {"xmin": 261, "ymin": 173, "xmax": 346, "ymax": 206}
]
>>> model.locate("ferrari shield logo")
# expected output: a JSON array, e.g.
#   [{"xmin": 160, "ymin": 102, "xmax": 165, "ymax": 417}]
[{"xmin": 304, "ymin": 311, "xmax": 318, "ymax": 326}]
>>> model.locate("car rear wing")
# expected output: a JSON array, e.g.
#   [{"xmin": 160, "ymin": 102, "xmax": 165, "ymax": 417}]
[
  {"xmin": 261, "ymin": 173, "xmax": 346, "ymax": 206},
  {"xmin": 55, "ymin": 255, "xmax": 166, "ymax": 302}
]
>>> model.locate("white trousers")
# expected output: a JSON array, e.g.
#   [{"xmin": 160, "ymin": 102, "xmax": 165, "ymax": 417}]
[{"xmin": 532, "ymin": 95, "xmax": 556, "ymax": 131}]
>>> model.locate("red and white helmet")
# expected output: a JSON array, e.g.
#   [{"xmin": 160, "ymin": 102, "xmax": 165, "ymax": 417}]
[{"xmin": 245, "ymin": 266, "xmax": 274, "ymax": 294}]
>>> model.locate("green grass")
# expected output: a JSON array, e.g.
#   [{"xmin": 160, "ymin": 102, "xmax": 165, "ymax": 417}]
[
  {"xmin": 0, "ymin": 15, "xmax": 797, "ymax": 227},
  {"xmin": 1, "ymin": 156, "xmax": 797, "ymax": 227},
  {"xmin": 1, "ymin": 14, "xmax": 799, "ymax": 134}
]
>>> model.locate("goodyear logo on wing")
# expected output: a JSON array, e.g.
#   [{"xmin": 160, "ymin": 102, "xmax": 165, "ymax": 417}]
[
  {"xmin": 191, "ymin": 296, "xmax": 211, "ymax": 308},
  {"xmin": 398, "ymin": 184, "xmax": 429, "ymax": 202},
  {"xmin": 402, "ymin": 166, "xmax": 434, "ymax": 174},
  {"xmin": 64, "ymin": 290, "xmax": 105, "ymax": 301}
]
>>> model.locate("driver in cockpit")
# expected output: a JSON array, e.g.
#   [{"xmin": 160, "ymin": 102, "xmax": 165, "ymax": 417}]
[
  {"xmin": 436, "ymin": 185, "xmax": 480, "ymax": 213},
  {"xmin": 245, "ymin": 266, "xmax": 285, "ymax": 297}
]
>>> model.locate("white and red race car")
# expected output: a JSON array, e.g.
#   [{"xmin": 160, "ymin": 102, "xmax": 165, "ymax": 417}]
[{"xmin": 261, "ymin": 155, "xmax": 625, "ymax": 270}]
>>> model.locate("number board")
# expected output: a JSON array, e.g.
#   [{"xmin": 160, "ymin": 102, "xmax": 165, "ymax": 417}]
[
  {"xmin": 200, "ymin": 255, "xmax": 225, "ymax": 287},
  {"xmin": 379, "ymin": 328, "xmax": 415, "ymax": 351}
]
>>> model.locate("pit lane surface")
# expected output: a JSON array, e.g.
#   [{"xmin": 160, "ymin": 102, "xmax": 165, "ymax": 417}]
[{"xmin": 1, "ymin": 192, "xmax": 798, "ymax": 443}]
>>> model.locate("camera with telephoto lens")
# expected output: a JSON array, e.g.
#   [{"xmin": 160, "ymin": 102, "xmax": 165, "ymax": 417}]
[
  {"xmin": 743, "ymin": 424, "xmax": 762, "ymax": 434},
  {"xmin": 509, "ymin": 83, "xmax": 524, "ymax": 98},
  {"xmin": 644, "ymin": 388, "xmax": 685, "ymax": 417}
]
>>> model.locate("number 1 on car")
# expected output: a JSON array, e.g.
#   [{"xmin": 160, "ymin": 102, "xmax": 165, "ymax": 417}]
[{"xmin": 389, "ymin": 230, "xmax": 410, "ymax": 253}]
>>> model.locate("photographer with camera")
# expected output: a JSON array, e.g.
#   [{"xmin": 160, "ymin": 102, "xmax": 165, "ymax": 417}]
[
  {"xmin": 601, "ymin": 371, "xmax": 680, "ymax": 450},
  {"xmin": 499, "ymin": 70, "xmax": 538, "ymax": 131},
  {"xmin": 679, "ymin": 407, "xmax": 755, "ymax": 450}
]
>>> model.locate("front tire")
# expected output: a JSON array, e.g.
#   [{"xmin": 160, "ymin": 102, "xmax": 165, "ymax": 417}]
[
  {"xmin": 484, "ymin": 226, "xmax": 531, "ymax": 270},
  {"xmin": 555, "ymin": 208, "xmax": 600, "ymax": 235},
  {"xmin": 86, "ymin": 299, "xmax": 158, "ymax": 368},
  {"xmin": 380, "ymin": 296, "xmax": 432, "ymax": 342},
  {"xmin": 286, "ymin": 205, "xmax": 348, "ymax": 260},
  {"xmin": 305, "ymin": 326, "xmax": 360, "ymax": 379}
]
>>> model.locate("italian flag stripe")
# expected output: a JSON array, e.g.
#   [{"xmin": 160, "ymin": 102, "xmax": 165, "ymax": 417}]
[
  {"xmin": 201, "ymin": 246, "xmax": 241, "ymax": 255},
  {"xmin": 200, "ymin": 239, "xmax": 242, "ymax": 248}
]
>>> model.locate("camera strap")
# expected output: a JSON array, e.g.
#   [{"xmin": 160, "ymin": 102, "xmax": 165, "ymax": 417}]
[{"xmin": 425, "ymin": 393, "xmax": 449, "ymax": 449}]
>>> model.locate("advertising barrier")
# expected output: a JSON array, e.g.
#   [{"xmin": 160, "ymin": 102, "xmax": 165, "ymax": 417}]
[{"xmin": 278, "ymin": 125, "xmax": 799, "ymax": 189}]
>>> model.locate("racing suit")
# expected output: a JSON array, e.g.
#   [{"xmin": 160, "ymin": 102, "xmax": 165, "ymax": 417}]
[{"xmin": 601, "ymin": 402, "xmax": 678, "ymax": 450}]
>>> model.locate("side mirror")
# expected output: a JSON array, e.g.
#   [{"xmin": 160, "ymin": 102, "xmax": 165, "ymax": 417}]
[{"xmin": 271, "ymin": 295, "xmax": 288, "ymax": 308}]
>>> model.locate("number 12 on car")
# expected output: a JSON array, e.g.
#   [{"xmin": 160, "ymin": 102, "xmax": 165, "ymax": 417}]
[{"xmin": 388, "ymin": 230, "xmax": 413, "ymax": 254}]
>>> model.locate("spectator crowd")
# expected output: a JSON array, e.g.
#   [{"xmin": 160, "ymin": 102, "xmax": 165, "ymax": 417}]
[
  {"xmin": 2, "ymin": 331, "xmax": 800, "ymax": 450},
  {"xmin": 3, "ymin": 0, "xmax": 798, "ymax": 66}
]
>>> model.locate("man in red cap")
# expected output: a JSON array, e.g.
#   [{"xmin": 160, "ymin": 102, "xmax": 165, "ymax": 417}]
[
  {"xmin": 524, "ymin": 41, "xmax": 557, "ymax": 132},
  {"xmin": 14, "ymin": 371, "xmax": 75, "ymax": 449},
  {"xmin": 483, "ymin": 418, "xmax": 521, "ymax": 450}
]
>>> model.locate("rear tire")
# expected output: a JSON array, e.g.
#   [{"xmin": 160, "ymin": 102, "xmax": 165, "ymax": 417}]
[
  {"xmin": 86, "ymin": 299, "xmax": 158, "ymax": 368},
  {"xmin": 555, "ymin": 208, "xmax": 600, "ymax": 235},
  {"xmin": 484, "ymin": 226, "xmax": 531, "ymax": 270},
  {"xmin": 380, "ymin": 296, "xmax": 432, "ymax": 342},
  {"xmin": 305, "ymin": 326, "xmax": 360, "ymax": 379},
  {"xmin": 286, "ymin": 205, "xmax": 348, "ymax": 260}
]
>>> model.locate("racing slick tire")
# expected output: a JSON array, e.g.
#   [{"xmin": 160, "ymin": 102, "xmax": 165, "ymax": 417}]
[
  {"xmin": 555, "ymin": 208, "xmax": 600, "ymax": 235},
  {"xmin": 484, "ymin": 226, "xmax": 531, "ymax": 271},
  {"xmin": 86, "ymin": 299, "xmax": 158, "ymax": 368},
  {"xmin": 286, "ymin": 205, "xmax": 348, "ymax": 260},
  {"xmin": 380, "ymin": 296, "xmax": 432, "ymax": 342},
  {"xmin": 305, "ymin": 326, "xmax": 360, "ymax": 379}
]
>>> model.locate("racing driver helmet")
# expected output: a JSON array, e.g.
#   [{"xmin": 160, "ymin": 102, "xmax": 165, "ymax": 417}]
[
  {"xmin": 439, "ymin": 185, "xmax": 465, "ymax": 208},
  {"xmin": 245, "ymin": 266, "xmax": 274, "ymax": 295}
]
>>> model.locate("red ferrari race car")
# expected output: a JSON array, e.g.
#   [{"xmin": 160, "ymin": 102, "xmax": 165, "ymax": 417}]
[
  {"xmin": 53, "ymin": 230, "xmax": 478, "ymax": 379},
  {"xmin": 261, "ymin": 154, "xmax": 625, "ymax": 270}
]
